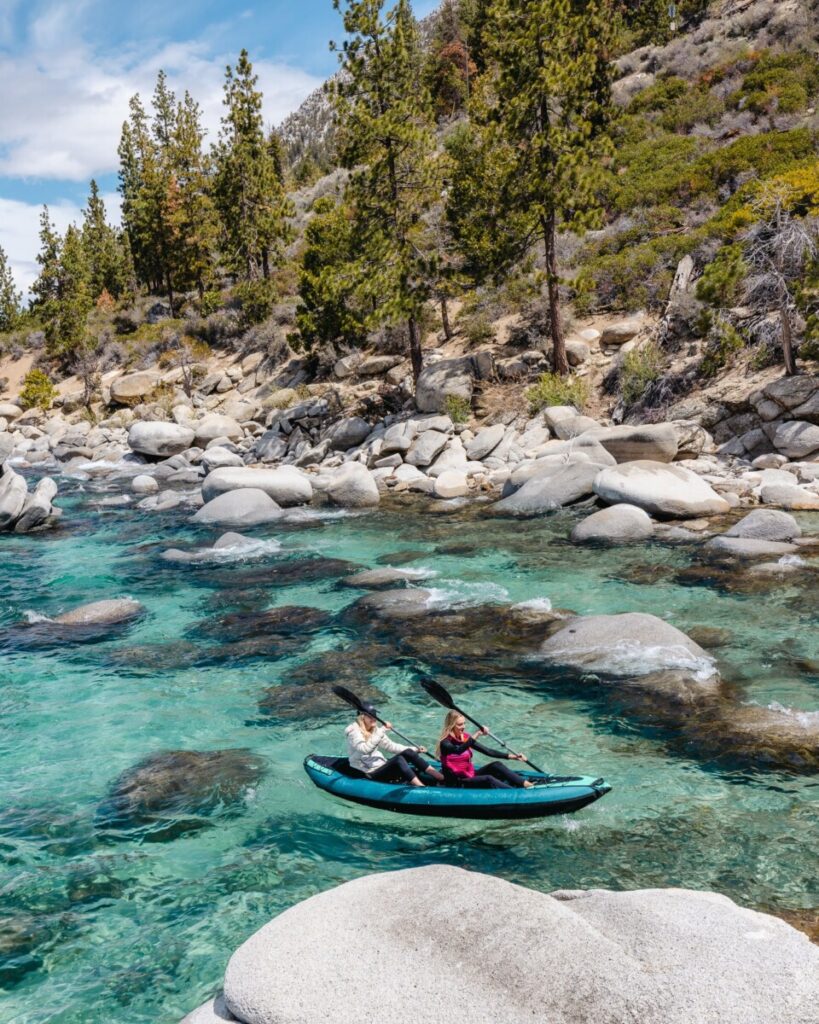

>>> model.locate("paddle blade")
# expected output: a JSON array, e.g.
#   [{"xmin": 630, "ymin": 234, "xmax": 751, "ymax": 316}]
[
  {"xmin": 332, "ymin": 685, "xmax": 365, "ymax": 712},
  {"xmin": 420, "ymin": 677, "xmax": 457, "ymax": 710}
]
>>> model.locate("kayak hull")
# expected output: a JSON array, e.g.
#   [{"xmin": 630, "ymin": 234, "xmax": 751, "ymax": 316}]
[{"xmin": 304, "ymin": 755, "xmax": 611, "ymax": 820}]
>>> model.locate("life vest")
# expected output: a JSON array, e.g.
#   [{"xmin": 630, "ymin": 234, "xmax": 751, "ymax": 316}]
[{"xmin": 441, "ymin": 731, "xmax": 475, "ymax": 779}]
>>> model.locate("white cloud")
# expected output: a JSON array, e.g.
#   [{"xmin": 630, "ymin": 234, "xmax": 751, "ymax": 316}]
[
  {"xmin": 0, "ymin": 197, "xmax": 82, "ymax": 296},
  {"xmin": 0, "ymin": 8, "xmax": 322, "ymax": 181}
]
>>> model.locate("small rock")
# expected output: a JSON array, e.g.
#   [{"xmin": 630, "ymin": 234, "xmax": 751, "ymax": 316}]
[{"xmin": 570, "ymin": 503, "xmax": 654, "ymax": 544}]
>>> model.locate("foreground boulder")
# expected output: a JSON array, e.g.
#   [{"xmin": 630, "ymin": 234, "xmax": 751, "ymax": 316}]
[
  {"xmin": 202, "ymin": 467, "xmax": 312, "ymax": 507},
  {"xmin": 571, "ymin": 503, "xmax": 654, "ymax": 544},
  {"xmin": 0, "ymin": 464, "xmax": 60, "ymax": 533},
  {"xmin": 489, "ymin": 460, "xmax": 603, "ymax": 517},
  {"xmin": 128, "ymin": 422, "xmax": 195, "ymax": 458},
  {"xmin": 212, "ymin": 865, "xmax": 819, "ymax": 1024},
  {"xmin": 724, "ymin": 509, "xmax": 801, "ymax": 542},
  {"xmin": 539, "ymin": 612, "xmax": 716, "ymax": 681},
  {"xmin": 594, "ymin": 461, "xmax": 730, "ymax": 518}
]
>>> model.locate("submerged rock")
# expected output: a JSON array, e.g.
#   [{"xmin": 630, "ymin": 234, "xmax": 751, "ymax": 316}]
[
  {"xmin": 192, "ymin": 489, "xmax": 282, "ymax": 527},
  {"xmin": 52, "ymin": 598, "xmax": 144, "ymax": 626},
  {"xmin": 219, "ymin": 865, "xmax": 819, "ymax": 1024},
  {"xmin": 96, "ymin": 749, "xmax": 266, "ymax": 836},
  {"xmin": 724, "ymin": 509, "xmax": 801, "ymax": 542},
  {"xmin": 341, "ymin": 567, "xmax": 434, "ymax": 590},
  {"xmin": 704, "ymin": 537, "xmax": 798, "ymax": 559}
]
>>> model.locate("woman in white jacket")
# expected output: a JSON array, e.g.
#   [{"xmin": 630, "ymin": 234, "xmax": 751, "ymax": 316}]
[{"xmin": 345, "ymin": 704, "xmax": 444, "ymax": 786}]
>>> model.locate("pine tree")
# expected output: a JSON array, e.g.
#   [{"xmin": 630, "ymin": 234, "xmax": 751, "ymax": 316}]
[
  {"xmin": 46, "ymin": 224, "xmax": 92, "ymax": 358},
  {"xmin": 425, "ymin": 1, "xmax": 476, "ymax": 119},
  {"xmin": 172, "ymin": 91, "xmax": 218, "ymax": 298},
  {"xmin": 449, "ymin": 0, "xmax": 616, "ymax": 375},
  {"xmin": 0, "ymin": 245, "xmax": 22, "ymax": 333},
  {"xmin": 330, "ymin": 0, "xmax": 440, "ymax": 382},
  {"xmin": 296, "ymin": 196, "xmax": 371, "ymax": 350},
  {"xmin": 82, "ymin": 179, "xmax": 128, "ymax": 299},
  {"xmin": 213, "ymin": 50, "xmax": 292, "ymax": 281},
  {"xmin": 31, "ymin": 206, "xmax": 62, "ymax": 316}
]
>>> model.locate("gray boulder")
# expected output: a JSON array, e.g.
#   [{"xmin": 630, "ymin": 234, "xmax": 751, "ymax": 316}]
[
  {"xmin": 109, "ymin": 371, "xmax": 161, "ymax": 406},
  {"xmin": 571, "ymin": 503, "xmax": 654, "ymax": 544},
  {"xmin": 724, "ymin": 509, "xmax": 801, "ymax": 542},
  {"xmin": 180, "ymin": 995, "xmax": 236, "ymax": 1023},
  {"xmin": 325, "ymin": 416, "xmax": 372, "ymax": 451},
  {"xmin": 128, "ymin": 422, "xmax": 196, "ymax": 458},
  {"xmin": 0, "ymin": 463, "xmax": 30, "ymax": 528},
  {"xmin": 705, "ymin": 536, "xmax": 798, "ymax": 558},
  {"xmin": 13, "ymin": 477, "xmax": 60, "ymax": 533},
  {"xmin": 466, "ymin": 424, "xmax": 505, "ymax": 461},
  {"xmin": 342, "ymin": 567, "xmax": 433, "ymax": 589},
  {"xmin": 132, "ymin": 474, "xmax": 159, "ymax": 495},
  {"xmin": 254, "ymin": 431, "xmax": 288, "ymax": 463},
  {"xmin": 489, "ymin": 460, "xmax": 603, "ymax": 517},
  {"xmin": 192, "ymin": 489, "xmax": 283, "ymax": 527},
  {"xmin": 583, "ymin": 424, "xmax": 678, "ymax": 464},
  {"xmin": 53, "ymin": 598, "xmax": 144, "ymax": 626},
  {"xmin": 539, "ymin": 612, "xmax": 715, "ymax": 680},
  {"xmin": 221, "ymin": 865, "xmax": 818, "ymax": 1024},
  {"xmin": 594, "ymin": 461, "xmax": 730, "ymax": 518},
  {"xmin": 201, "ymin": 447, "xmax": 245, "ymax": 473},
  {"xmin": 772, "ymin": 420, "xmax": 819, "ymax": 459},
  {"xmin": 600, "ymin": 318, "xmax": 645, "ymax": 346},
  {"xmin": 202, "ymin": 467, "xmax": 312, "ymax": 507},
  {"xmin": 327, "ymin": 463, "xmax": 380, "ymax": 508},
  {"xmin": 552, "ymin": 414, "xmax": 601, "ymax": 440},
  {"xmin": 759, "ymin": 483, "xmax": 819, "ymax": 510},
  {"xmin": 193, "ymin": 414, "xmax": 243, "ymax": 446},
  {"xmin": 406, "ymin": 430, "xmax": 450, "ymax": 467},
  {"xmin": 415, "ymin": 357, "xmax": 473, "ymax": 414}
]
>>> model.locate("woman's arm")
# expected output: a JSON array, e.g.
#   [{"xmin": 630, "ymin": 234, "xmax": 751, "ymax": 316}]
[
  {"xmin": 471, "ymin": 739, "xmax": 510, "ymax": 759},
  {"xmin": 379, "ymin": 733, "xmax": 413, "ymax": 755},
  {"xmin": 439, "ymin": 736, "xmax": 474, "ymax": 756}
]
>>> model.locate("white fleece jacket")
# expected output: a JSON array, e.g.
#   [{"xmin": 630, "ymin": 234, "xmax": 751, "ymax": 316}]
[{"xmin": 345, "ymin": 722, "xmax": 412, "ymax": 773}]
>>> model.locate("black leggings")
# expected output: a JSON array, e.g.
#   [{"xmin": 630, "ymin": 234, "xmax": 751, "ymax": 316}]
[
  {"xmin": 447, "ymin": 761, "xmax": 527, "ymax": 789},
  {"xmin": 367, "ymin": 749, "xmax": 431, "ymax": 784}
]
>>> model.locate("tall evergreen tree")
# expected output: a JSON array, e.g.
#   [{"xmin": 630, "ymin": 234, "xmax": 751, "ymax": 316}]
[
  {"xmin": 82, "ymin": 179, "xmax": 127, "ymax": 299},
  {"xmin": 213, "ymin": 50, "xmax": 291, "ymax": 280},
  {"xmin": 172, "ymin": 91, "xmax": 218, "ymax": 297},
  {"xmin": 330, "ymin": 0, "xmax": 440, "ymax": 382},
  {"xmin": 31, "ymin": 206, "xmax": 62, "ymax": 316},
  {"xmin": 46, "ymin": 224, "xmax": 92, "ymax": 358},
  {"xmin": 0, "ymin": 245, "xmax": 22, "ymax": 333},
  {"xmin": 449, "ymin": 0, "xmax": 616, "ymax": 374}
]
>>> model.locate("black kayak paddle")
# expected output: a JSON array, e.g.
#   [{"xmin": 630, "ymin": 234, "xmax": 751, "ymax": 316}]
[
  {"xmin": 332, "ymin": 685, "xmax": 428, "ymax": 753},
  {"xmin": 420, "ymin": 677, "xmax": 547, "ymax": 775}
]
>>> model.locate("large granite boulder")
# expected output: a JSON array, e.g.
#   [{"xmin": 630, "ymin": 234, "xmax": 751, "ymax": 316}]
[
  {"xmin": 13, "ymin": 476, "xmax": 60, "ymax": 533},
  {"xmin": 193, "ymin": 414, "xmax": 243, "ymax": 446},
  {"xmin": 772, "ymin": 420, "xmax": 819, "ymax": 460},
  {"xmin": 325, "ymin": 416, "xmax": 372, "ymax": 451},
  {"xmin": 406, "ymin": 430, "xmax": 450, "ymax": 467},
  {"xmin": 218, "ymin": 865, "xmax": 819, "ymax": 1024},
  {"xmin": 128, "ymin": 422, "xmax": 195, "ymax": 459},
  {"xmin": 415, "ymin": 357, "xmax": 473, "ymax": 414},
  {"xmin": 594, "ymin": 461, "xmax": 730, "ymax": 518},
  {"xmin": 705, "ymin": 536, "xmax": 798, "ymax": 558},
  {"xmin": 0, "ymin": 463, "xmax": 29, "ymax": 528},
  {"xmin": 109, "ymin": 371, "xmax": 161, "ymax": 406},
  {"xmin": 327, "ymin": 463, "xmax": 380, "ymax": 508},
  {"xmin": 489, "ymin": 460, "xmax": 603, "ymax": 516},
  {"xmin": 539, "ymin": 612, "xmax": 715, "ymax": 680},
  {"xmin": 759, "ymin": 483, "xmax": 819, "ymax": 510},
  {"xmin": 192, "ymin": 489, "xmax": 283, "ymax": 527},
  {"xmin": 466, "ymin": 423, "xmax": 505, "ymax": 461},
  {"xmin": 201, "ymin": 467, "xmax": 312, "ymax": 507},
  {"xmin": 570, "ymin": 503, "xmax": 654, "ymax": 544},
  {"xmin": 582, "ymin": 424, "xmax": 678, "ymax": 464}
]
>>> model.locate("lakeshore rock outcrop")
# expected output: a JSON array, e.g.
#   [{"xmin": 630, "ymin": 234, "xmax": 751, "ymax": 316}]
[
  {"xmin": 187, "ymin": 865, "xmax": 819, "ymax": 1024},
  {"xmin": 593, "ymin": 461, "xmax": 731, "ymax": 518}
]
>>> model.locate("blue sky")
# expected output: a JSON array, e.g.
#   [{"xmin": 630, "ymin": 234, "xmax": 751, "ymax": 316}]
[{"xmin": 0, "ymin": 0, "xmax": 438, "ymax": 292}]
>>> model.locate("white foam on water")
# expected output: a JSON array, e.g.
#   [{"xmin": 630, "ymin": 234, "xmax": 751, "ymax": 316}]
[
  {"xmin": 423, "ymin": 579, "xmax": 510, "ymax": 609},
  {"xmin": 542, "ymin": 639, "xmax": 717, "ymax": 680},
  {"xmin": 281, "ymin": 507, "xmax": 359, "ymax": 523},
  {"xmin": 749, "ymin": 700, "xmax": 819, "ymax": 727},
  {"xmin": 209, "ymin": 538, "xmax": 282, "ymax": 562},
  {"xmin": 778, "ymin": 554, "xmax": 807, "ymax": 567},
  {"xmin": 400, "ymin": 566, "xmax": 437, "ymax": 579},
  {"xmin": 512, "ymin": 597, "xmax": 553, "ymax": 612},
  {"xmin": 23, "ymin": 610, "xmax": 54, "ymax": 624}
]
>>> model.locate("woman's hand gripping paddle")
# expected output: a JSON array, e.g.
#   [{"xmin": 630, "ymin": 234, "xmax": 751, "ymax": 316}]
[{"xmin": 331, "ymin": 685, "xmax": 429, "ymax": 754}]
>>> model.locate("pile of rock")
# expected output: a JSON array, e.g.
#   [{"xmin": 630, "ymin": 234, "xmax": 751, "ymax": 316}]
[
  {"xmin": 181, "ymin": 865, "xmax": 819, "ymax": 1024},
  {"xmin": 0, "ymin": 462, "xmax": 60, "ymax": 533}
]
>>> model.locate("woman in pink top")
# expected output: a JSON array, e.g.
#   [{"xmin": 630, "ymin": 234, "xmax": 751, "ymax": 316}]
[{"xmin": 435, "ymin": 710, "xmax": 534, "ymax": 789}]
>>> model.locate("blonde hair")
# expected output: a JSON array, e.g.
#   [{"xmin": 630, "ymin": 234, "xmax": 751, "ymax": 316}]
[
  {"xmin": 435, "ymin": 710, "xmax": 465, "ymax": 758},
  {"xmin": 356, "ymin": 713, "xmax": 375, "ymax": 738}
]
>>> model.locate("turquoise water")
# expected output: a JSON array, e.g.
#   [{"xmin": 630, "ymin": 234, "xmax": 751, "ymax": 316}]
[{"xmin": 1, "ymin": 474, "xmax": 818, "ymax": 1022}]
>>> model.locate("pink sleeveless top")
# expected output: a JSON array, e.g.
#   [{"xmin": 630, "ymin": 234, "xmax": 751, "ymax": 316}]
[{"xmin": 440, "ymin": 731, "xmax": 475, "ymax": 779}]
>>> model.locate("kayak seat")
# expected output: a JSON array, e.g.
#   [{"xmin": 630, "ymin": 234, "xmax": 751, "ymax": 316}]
[{"xmin": 327, "ymin": 756, "xmax": 369, "ymax": 780}]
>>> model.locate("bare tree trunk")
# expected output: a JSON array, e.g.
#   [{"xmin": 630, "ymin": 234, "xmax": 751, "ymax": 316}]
[
  {"xmin": 543, "ymin": 213, "xmax": 568, "ymax": 376},
  {"xmin": 781, "ymin": 300, "xmax": 796, "ymax": 376},
  {"xmin": 262, "ymin": 249, "xmax": 270, "ymax": 281},
  {"xmin": 165, "ymin": 271, "xmax": 175, "ymax": 317},
  {"xmin": 408, "ymin": 316, "xmax": 423, "ymax": 385},
  {"xmin": 440, "ymin": 297, "xmax": 452, "ymax": 341}
]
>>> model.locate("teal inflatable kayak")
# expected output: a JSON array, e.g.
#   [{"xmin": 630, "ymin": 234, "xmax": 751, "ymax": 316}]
[{"xmin": 304, "ymin": 755, "xmax": 611, "ymax": 819}]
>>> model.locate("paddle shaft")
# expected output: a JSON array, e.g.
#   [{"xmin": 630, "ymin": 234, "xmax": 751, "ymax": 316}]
[
  {"xmin": 458, "ymin": 709, "xmax": 547, "ymax": 776},
  {"xmin": 332, "ymin": 687, "xmax": 429, "ymax": 755}
]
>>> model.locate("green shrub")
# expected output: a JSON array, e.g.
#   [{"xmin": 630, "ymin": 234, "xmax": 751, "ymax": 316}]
[
  {"xmin": 526, "ymin": 372, "xmax": 589, "ymax": 413},
  {"xmin": 696, "ymin": 244, "xmax": 748, "ymax": 308},
  {"xmin": 19, "ymin": 369, "xmax": 57, "ymax": 411},
  {"xmin": 234, "ymin": 279, "xmax": 277, "ymax": 328},
  {"xmin": 630, "ymin": 76, "xmax": 724, "ymax": 133},
  {"xmin": 728, "ymin": 51, "xmax": 819, "ymax": 116},
  {"xmin": 461, "ymin": 311, "xmax": 495, "ymax": 346},
  {"xmin": 799, "ymin": 336, "xmax": 819, "ymax": 362},
  {"xmin": 700, "ymin": 320, "xmax": 745, "ymax": 378},
  {"xmin": 199, "ymin": 290, "xmax": 222, "ymax": 318},
  {"xmin": 443, "ymin": 394, "xmax": 471, "ymax": 424},
  {"xmin": 619, "ymin": 342, "xmax": 664, "ymax": 406}
]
